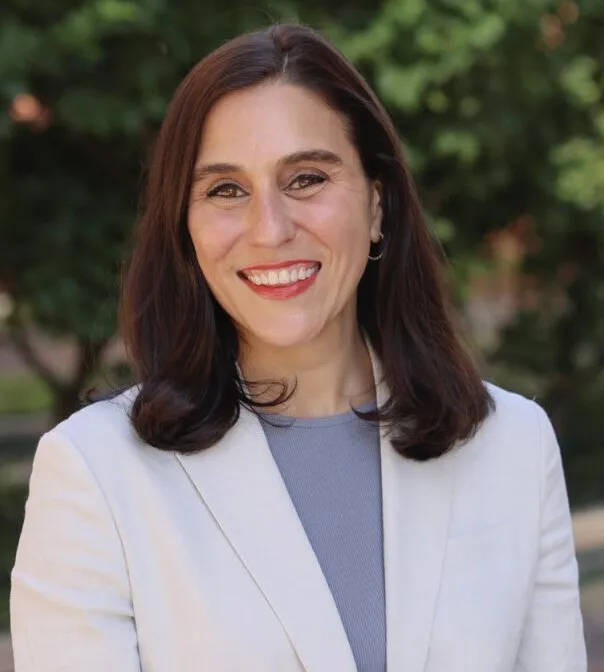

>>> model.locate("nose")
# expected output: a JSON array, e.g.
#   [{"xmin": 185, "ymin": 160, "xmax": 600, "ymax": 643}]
[{"xmin": 247, "ymin": 186, "xmax": 295, "ymax": 248}]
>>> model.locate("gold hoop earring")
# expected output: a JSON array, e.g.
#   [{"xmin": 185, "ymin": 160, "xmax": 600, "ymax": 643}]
[{"xmin": 368, "ymin": 232, "xmax": 384, "ymax": 261}]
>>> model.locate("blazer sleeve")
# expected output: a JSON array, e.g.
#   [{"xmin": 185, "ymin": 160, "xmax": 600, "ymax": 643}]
[
  {"xmin": 10, "ymin": 429, "xmax": 142, "ymax": 672},
  {"xmin": 514, "ymin": 404, "xmax": 587, "ymax": 672}
]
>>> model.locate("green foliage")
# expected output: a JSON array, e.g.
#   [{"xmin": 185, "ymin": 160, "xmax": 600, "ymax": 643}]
[{"xmin": 0, "ymin": 374, "xmax": 51, "ymax": 415}]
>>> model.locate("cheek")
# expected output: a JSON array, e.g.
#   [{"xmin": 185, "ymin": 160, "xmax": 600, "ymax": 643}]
[
  {"xmin": 188, "ymin": 208, "xmax": 242, "ymax": 266},
  {"xmin": 294, "ymin": 195, "xmax": 371, "ymax": 259}
]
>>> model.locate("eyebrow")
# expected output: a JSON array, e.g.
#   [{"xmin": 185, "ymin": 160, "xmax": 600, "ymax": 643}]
[{"xmin": 192, "ymin": 149, "xmax": 343, "ymax": 183}]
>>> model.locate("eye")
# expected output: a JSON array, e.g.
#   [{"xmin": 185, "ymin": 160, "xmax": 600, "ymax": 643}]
[
  {"xmin": 207, "ymin": 182, "xmax": 247, "ymax": 199},
  {"xmin": 287, "ymin": 173, "xmax": 327, "ymax": 192}
]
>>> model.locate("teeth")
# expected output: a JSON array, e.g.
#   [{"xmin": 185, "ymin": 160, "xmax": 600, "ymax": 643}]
[{"xmin": 244, "ymin": 264, "xmax": 318, "ymax": 287}]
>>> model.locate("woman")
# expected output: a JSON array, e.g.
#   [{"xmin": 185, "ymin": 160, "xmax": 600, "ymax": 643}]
[{"xmin": 11, "ymin": 24, "xmax": 586, "ymax": 672}]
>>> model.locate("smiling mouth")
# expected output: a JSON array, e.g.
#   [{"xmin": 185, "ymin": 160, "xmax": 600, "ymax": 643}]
[{"xmin": 238, "ymin": 262, "xmax": 321, "ymax": 287}]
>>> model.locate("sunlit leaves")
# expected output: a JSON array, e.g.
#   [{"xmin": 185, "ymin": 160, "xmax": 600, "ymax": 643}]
[
  {"xmin": 560, "ymin": 56, "xmax": 601, "ymax": 106},
  {"xmin": 554, "ymin": 137, "xmax": 604, "ymax": 212}
]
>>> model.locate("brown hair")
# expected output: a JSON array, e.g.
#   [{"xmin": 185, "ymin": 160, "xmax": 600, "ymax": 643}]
[{"xmin": 121, "ymin": 24, "xmax": 493, "ymax": 460}]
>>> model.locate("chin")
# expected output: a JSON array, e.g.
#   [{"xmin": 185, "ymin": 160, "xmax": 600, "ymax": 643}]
[{"xmin": 243, "ymin": 315, "xmax": 324, "ymax": 350}]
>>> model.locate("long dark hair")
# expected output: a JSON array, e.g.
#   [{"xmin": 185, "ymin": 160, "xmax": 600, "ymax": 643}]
[{"xmin": 121, "ymin": 23, "xmax": 493, "ymax": 460}]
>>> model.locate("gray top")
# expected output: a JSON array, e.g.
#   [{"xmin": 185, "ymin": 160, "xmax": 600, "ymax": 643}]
[{"xmin": 259, "ymin": 403, "xmax": 386, "ymax": 672}]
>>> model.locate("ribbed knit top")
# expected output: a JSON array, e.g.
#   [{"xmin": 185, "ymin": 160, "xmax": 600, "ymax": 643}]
[{"xmin": 259, "ymin": 403, "xmax": 386, "ymax": 672}]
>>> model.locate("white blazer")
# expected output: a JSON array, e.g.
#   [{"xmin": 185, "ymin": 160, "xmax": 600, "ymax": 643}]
[{"xmin": 11, "ymin": 355, "xmax": 586, "ymax": 672}]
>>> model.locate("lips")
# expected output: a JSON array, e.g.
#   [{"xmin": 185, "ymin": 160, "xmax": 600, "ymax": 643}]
[{"xmin": 238, "ymin": 260, "xmax": 321, "ymax": 300}]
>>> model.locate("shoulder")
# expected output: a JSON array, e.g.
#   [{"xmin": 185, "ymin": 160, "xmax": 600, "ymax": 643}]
[
  {"xmin": 452, "ymin": 381, "xmax": 554, "ymax": 488},
  {"xmin": 480, "ymin": 382, "xmax": 567, "ymax": 497},
  {"xmin": 445, "ymin": 382, "xmax": 559, "ymax": 535},
  {"xmin": 480, "ymin": 381, "xmax": 550, "ymax": 446},
  {"xmin": 36, "ymin": 386, "xmax": 166, "ymax": 484},
  {"xmin": 54, "ymin": 386, "xmax": 141, "ymax": 451}
]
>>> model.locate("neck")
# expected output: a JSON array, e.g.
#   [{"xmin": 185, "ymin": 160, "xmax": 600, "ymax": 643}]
[{"xmin": 238, "ymin": 323, "xmax": 376, "ymax": 417}]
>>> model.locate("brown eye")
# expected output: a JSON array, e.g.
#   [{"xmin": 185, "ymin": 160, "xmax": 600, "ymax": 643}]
[
  {"xmin": 288, "ymin": 173, "xmax": 326, "ymax": 191},
  {"xmin": 207, "ymin": 183, "xmax": 247, "ymax": 199}
]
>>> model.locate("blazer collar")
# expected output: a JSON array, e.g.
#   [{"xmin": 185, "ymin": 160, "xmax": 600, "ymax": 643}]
[
  {"xmin": 373, "ymin": 349, "xmax": 456, "ymax": 671},
  {"xmin": 175, "ymin": 343, "xmax": 455, "ymax": 672}
]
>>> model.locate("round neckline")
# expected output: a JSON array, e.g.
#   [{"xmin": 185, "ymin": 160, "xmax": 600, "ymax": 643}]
[{"xmin": 259, "ymin": 400, "xmax": 377, "ymax": 428}]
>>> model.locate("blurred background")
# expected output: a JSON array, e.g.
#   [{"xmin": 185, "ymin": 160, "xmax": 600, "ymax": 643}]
[{"xmin": 0, "ymin": 0, "xmax": 603, "ymax": 669}]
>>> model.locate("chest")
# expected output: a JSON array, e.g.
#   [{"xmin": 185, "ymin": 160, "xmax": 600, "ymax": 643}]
[{"xmin": 114, "ymin": 458, "xmax": 537, "ymax": 672}]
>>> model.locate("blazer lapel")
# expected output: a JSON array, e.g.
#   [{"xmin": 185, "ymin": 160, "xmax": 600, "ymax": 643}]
[
  {"xmin": 175, "ymin": 408, "xmax": 357, "ymax": 672},
  {"xmin": 369, "ymin": 347, "xmax": 456, "ymax": 672}
]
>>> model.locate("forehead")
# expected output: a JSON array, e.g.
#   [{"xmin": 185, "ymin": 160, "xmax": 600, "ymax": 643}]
[{"xmin": 197, "ymin": 82, "xmax": 355, "ymax": 164}]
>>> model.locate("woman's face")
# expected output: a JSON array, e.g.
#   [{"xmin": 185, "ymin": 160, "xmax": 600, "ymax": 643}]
[{"xmin": 187, "ymin": 82, "xmax": 382, "ymax": 349}]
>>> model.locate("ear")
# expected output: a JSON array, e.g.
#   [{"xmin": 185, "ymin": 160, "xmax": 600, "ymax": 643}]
[{"xmin": 369, "ymin": 181, "xmax": 383, "ymax": 242}]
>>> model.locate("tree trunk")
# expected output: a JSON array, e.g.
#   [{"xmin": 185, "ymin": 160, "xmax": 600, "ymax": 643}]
[
  {"xmin": 8, "ymin": 323, "xmax": 109, "ymax": 425},
  {"xmin": 51, "ymin": 384, "xmax": 85, "ymax": 424}
]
